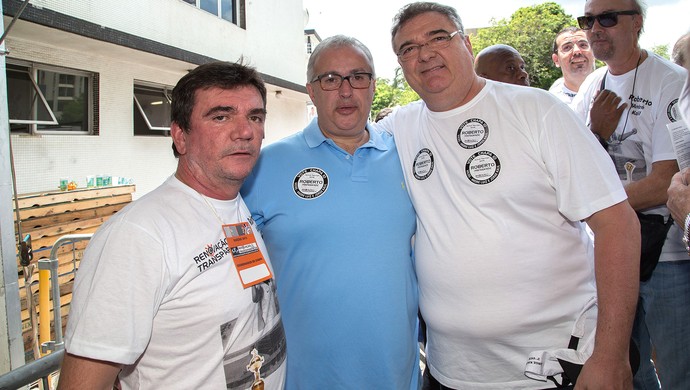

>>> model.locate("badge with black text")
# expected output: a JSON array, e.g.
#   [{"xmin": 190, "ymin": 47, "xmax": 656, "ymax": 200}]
[
  {"xmin": 413, "ymin": 148, "xmax": 435, "ymax": 180},
  {"xmin": 457, "ymin": 118, "xmax": 489, "ymax": 149},
  {"xmin": 465, "ymin": 151, "xmax": 501, "ymax": 184},
  {"xmin": 293, "ymin": 167, "xmax": 328, "ymax": 199}
]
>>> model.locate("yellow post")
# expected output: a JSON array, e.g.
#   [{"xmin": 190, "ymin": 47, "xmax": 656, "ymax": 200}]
[{"xmin": 38, "ymin": 267, "xmax": 51, "ymax": 354}]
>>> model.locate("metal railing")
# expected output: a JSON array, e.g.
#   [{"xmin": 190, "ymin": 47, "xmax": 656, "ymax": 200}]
[
  {"xmin": 0, "ymin": 349, "xmax": 63, "ymax": 390},
  {"xmin": 0, "ymin": 234, "xmax": 93, "ymax": 390}
]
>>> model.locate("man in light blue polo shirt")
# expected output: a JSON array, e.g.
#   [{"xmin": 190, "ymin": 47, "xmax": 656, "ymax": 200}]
[{"xmin": 240, "ymin": 35, "xmax": 419, "ymax": 389}]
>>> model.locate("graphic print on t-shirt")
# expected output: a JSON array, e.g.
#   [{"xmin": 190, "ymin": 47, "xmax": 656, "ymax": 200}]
[{"xmin": 221, "ymin": 279, "xmax": 286, "ymax": 389}]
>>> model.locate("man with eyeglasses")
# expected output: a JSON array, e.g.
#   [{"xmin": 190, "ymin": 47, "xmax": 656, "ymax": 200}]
[
  {"xmin": 571, "ymin": 1, "xmax": 689, "ymax": 388},
  {"xmin": 474, "ymin": 44, "xmax": 530, "ymax": 86},
  {"xmin": 240, "ymin": 35, "xmax": 419, "ymax": 389},
  {"xmin": 377, "ymin": 1, "xmax": 640, "ymax": 389},
  {"xmin": 549, "ymin": 27, "xmax": 596, "ymax": 103}
]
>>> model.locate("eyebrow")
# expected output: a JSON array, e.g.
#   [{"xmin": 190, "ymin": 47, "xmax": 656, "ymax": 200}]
[
  {"xmin": 318, "ymin": 68, "xmax": 370, "ymax": 76},
  {"xmin": 249, "ymin": 108, "xmax": 268, "ymax": 117},
  {"xmin": 203, "ymin": 106, "xmax": 266, "ymax": 118},
  {"xmin": 204, "ymin": 106, "xmax": 237, "ymax": 118}
]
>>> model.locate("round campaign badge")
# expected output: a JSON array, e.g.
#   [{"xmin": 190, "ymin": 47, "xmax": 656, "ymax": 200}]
[
  {"xmin": 465, "ymin": 151, "xmax": 501, "ymax": 185},
  {"xmin": 293, "ymin": 167, "xmax": 329, "ymax": 199},
  {"xmin": 667, "ymin": 98, "xmax": 679, "ymax": 122},
  {"xmin": 413, "ymin": 148, "xmax": 434, "ymax": 180},
  {"xmin": 457, "ymin": 118, "xmax": 489, "ymax": 149}
]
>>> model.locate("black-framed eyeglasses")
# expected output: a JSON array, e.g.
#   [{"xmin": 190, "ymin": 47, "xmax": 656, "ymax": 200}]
[
  {"xmin": 577, "ymin": 10, "xmax": 639, "ymax": 30},
  {"xmin": 310, "ymin": 72, "xmax": 373, "ymax": 91},
  {"xmin": 396, "ymin": 30, "xmax": 462, "ymax": 62}
]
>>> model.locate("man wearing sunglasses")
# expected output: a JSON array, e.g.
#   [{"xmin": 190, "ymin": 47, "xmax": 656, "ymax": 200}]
[
  {"xmin": 240, "ymin": 35, "xmax": 420, "ymax": 389},
  {"xmin": 571, "ymin": 1, "xmax": 689, "ymax": 389},
  {"xmin": 549, "ymin": 27, "xmax": 596, "ymax": 104}
]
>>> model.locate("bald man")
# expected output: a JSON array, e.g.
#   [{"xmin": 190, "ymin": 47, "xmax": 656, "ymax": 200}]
[{"xmin": 474, "ymin": 44, "xmax": 529, "ymax": 86}]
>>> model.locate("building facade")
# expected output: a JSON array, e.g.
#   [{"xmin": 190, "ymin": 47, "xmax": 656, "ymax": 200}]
[
  {"xmin": 3, "ymin": 0, "xmax": 311, "ymax": 197},
  {"xmin": 0, "ymin": 0, "xmax": 316, "ymax": 373}
]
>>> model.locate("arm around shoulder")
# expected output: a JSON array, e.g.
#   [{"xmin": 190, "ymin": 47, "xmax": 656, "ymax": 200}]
[{"xmin": 57, "ymin": 353, "xmax": 122, "ymax": 390}]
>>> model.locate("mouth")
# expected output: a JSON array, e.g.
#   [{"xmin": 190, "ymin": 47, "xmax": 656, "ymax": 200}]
[
  {"xmin": 421, "ymin": 64, "xmax": 445, "ymax": 74},
  {"xmin": 336, "ymin": 104, "xmax": 358, "ymax": 115},
  {"xmin": 226, "ymin": 148, "xmax": 254, "ymax": 158}
]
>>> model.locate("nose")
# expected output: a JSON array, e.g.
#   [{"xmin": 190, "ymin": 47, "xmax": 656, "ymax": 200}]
[
  {"xmin": 518, "ymin": 69, "xmax": 529, "ymax": 85},
  {"xmin": 590, "ymin": 19, "xmax": 605, "ymax": 33},
  {"xmin": 417, "ymin": 43, "xmax": 437, "ymax": 62},
  {"xmin": 231, "ymin": 118, "xmax": 256, "ymax": 140},
  {"xmin": 338, "ymin": 78, "xmax": 354, "ymax": 97}
]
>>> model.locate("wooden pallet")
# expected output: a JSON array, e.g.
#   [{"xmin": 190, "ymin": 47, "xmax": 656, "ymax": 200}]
[{"xmin": 13, "ymin": 185, "xmax": 135, "ymax": 359}]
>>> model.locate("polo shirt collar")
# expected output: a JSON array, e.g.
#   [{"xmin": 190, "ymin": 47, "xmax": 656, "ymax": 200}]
[{"xmin": 304, "ymin": 117, "xmax": 389, "ymax": 152}]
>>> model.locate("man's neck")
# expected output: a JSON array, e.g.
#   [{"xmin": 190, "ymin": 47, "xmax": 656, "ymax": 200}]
[
  {"xmin": 563, "ymin": 76, "xmax": 584, "ymax": 94},
  {"xmin": 174, "ymin": 167, "xmax": 240, "ymax": 201},
  {"xmin": 426, "ymin": 77, "xmax": 486, "ymax": 112},
  {"xmin": 328, "ymin": 129, "xmax": 369, "ymax": 155},
  {"xmin": 607, "ymin": 47, "xmax": 645, "ymax": 76}
]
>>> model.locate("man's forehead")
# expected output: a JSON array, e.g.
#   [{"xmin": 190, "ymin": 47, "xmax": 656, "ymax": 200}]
[
  {"xmin": 314, "ymin": 46, "xmax": 371, "ymax": 73},
  {"xmin": 585, "ymin": 0, "xmax": 631, "ymax": 14},
  {"xmin": 558, "ymin": 32, "xmax": 587, "ymax": 45}
]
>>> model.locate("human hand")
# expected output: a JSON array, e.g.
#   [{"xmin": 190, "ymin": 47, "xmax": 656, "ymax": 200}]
[
  {"xmin": 575, "ymin": 352, "xmax": 632, "ymax": 390},
  {"xmin": 589, "ymin": 90, "xmax": 627, "ymax": 140},
  {"xmin": 667, "ymin": 168, "xmax": 690, "ymax": 224}
]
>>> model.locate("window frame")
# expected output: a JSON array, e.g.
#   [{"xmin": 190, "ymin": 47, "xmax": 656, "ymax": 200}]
[
  {"xmin": 6, "ymin": 63, "xmax": 58, "ymax": 126},
  {"xmin": 7, "ymin": 59, "xmax": 95, "ymax": 135},
  {"xmin": 133, "ymin": 81, "xmax": 173, "ymax": 136},
  {"xmin": 184, "ymin": 0, "xmax": 244, "ymax": 27}
]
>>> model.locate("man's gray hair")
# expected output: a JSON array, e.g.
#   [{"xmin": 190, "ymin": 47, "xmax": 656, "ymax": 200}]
[
  {"xmin": 306, "ymin": 35, "xmax": 375, "ymax": 81},
  {"xmin": 630, "ymin": 0, "xmax": 647, "ymax": 38},
  {"xmin": 391, "ymin": 2, "xmax": 465, "ymax": 49},
  {"xmin": 672, "ymin": 32, "xmax": 690, "ymax": 67}
]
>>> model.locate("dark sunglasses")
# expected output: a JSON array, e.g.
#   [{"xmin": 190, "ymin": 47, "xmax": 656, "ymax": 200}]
[{"xmin": 577, "ymin": 10, "xmax": 639, "ymax": 30}]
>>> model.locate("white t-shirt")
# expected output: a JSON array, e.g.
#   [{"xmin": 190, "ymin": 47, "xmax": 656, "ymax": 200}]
[
  {"xmin": 571, "ymin": 53, "xmax": 687, "ymax": 261},
  {"xmin": 549, "ymin": 77, "xmax": 577, "ymax": 103},
  {"xmin": 379, "ymin": 81, "xmax": 625, "ymax": 389},
  {"xmin": 65, "ymin": 176, "xmax": 286, "ymax": 390},
  {"xmin": 680, "ymin": 69, "xmax": 690, "ymax": 124}
]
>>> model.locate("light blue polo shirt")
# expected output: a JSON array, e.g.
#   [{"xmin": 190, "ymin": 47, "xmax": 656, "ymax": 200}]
[{"xmin": 241, "ymin": 118, "xmax": 419, "ymax": 390}]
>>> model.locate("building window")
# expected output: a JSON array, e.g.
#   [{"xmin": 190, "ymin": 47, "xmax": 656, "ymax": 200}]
[
  {"xmin": 185, "ymin": 0, "xmax": 245, "ymax": 27},
  {"xmin": 133, "ymin": 83, "xmax": 172, "ymax": 136},
  {"xmin": 7, "ymin": 61, "xmax": 96, "ymax": 135}
]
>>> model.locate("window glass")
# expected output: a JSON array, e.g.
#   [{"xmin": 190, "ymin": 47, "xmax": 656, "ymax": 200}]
[
  {"xmin": 133, "ymin": 84, "xmax": 172, "ymax": 136},
  {"xmin": 220, "ymin": 0, "xmax": 234, "ymax": 22},
  {"xmin": 36, "ymin": 69, "xmax": 89, "ymax": 133},
  {"xmin": 200, "ymin": 0, "xmax": 218, "ymax": 15}
]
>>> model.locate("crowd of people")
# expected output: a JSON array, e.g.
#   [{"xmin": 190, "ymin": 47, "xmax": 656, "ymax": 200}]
[{"xmin": 55, "ymin": 0, "xmax": 689, "ymax": 389}]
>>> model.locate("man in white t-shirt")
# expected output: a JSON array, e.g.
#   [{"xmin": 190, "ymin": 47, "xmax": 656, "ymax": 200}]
[
  {"xmin": 58, "ymin": 62, "xmax": 286, "ymax": 390},
  {"xmin": 379, "ymin": 2, "xmax": 640, "ymax": 389},
  {"xmin": 549, "ymin": 27, "xmax": 595, "ymax": 103},
  {"xmin": 571, "ymin": 1, "xmax": 689, "ymax": 388}
]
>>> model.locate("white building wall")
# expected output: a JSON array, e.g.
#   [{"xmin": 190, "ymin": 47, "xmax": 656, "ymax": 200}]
[
  {"xmin": 24, "ymin": 0, "xmax": 307, "ymax": 85},
  {"xmin": 5, "ymin": 0, "xmax": 310, "ymax": 198}
]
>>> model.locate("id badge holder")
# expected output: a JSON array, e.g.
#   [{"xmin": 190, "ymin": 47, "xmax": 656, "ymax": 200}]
[{"xmin": 223, "ymin": 222, "xmax": 273, "ymax": 288}]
